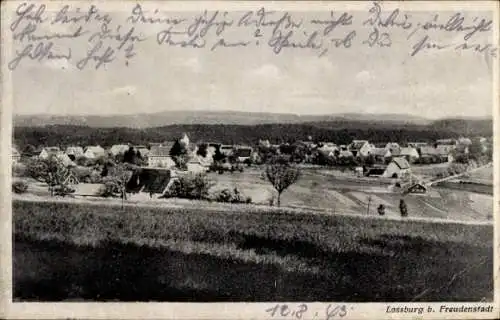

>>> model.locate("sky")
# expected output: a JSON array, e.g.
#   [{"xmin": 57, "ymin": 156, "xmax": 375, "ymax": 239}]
[{"xmin": 8, "ymin": 3, "xmax": 496, "ymax": 119}]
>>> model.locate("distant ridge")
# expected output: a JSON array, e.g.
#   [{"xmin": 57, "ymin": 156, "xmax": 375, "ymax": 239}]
[{"xmin": 13, "ymin": 110, "xmax": 436, "ymax": 128}]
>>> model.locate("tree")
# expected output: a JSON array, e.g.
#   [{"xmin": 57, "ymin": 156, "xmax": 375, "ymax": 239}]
[
  {"xmin": 26, "ymin": 156, "xmax": 73, "ymax": 196},
  {"xmin": 197, "ymin": 143, "xmax": 208, "ymax": 158},
  {"xmin": 265, "ymin": 157, "xmax": 301, "ymax": 207},
  {"xmin": 213, "ymin": 146, "xmax": 226, "ymax": 163},
  {"xmin": 170, "ymin": 139, "xmax": 188, "ymax": 169},
  {"xmin": 468, "ymin": 137, "xmax": 484, "ymax": 162},
  {"xmin": 104, "ymin": 164, "xmax": 133, "ymax": 208},
  {"xmin": 23, "ymin": 144, "xmax": 37, "ymax": 156}
]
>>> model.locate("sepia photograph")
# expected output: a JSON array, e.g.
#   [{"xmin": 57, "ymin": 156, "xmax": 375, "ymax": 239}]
[{"xmin": 1, "ymin": 0, "xmax": 498, "ymax": 319}]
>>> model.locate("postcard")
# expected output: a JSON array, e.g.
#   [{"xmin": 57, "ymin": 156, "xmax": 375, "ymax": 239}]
[{"xmin": 1, "ymin": 1, "xmax": 498, "ymax": 319}]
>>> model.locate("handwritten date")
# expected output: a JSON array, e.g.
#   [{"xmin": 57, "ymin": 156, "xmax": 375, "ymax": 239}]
[{"xmin": 265, "ymin": 303, "xmax": 348, "ymax": 320}]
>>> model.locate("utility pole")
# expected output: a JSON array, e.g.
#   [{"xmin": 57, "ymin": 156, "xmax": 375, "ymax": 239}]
[{"xmin": 366, "ymin": 195, "xmax": 372, "ymax": 215}]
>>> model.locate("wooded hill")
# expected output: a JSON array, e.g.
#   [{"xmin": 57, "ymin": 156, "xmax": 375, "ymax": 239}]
[{"xmin": 13, "ymin": 118, "xmax": 493, "ymax": 151}]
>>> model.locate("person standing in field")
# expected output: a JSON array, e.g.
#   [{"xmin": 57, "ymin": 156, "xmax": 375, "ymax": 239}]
[
  {"xmin": 377, "ymin": 204, "xmax": 386, "ymax": 216},
  {"xmin": 399, "ymin": 199, "xmax": 408, "ymax": 217}
]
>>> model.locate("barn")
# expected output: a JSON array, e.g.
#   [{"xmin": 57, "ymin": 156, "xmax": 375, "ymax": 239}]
[{"xmin": 383, "ymin": 157, "xmax": 411, "ymax": 179}]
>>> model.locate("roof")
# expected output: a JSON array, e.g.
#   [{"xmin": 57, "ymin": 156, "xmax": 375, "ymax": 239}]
[
  {"xmin": 149, "ymin": 145, "xmax": 172, "ymax": 157},
  {"xmin": 127, "ymin": 168, "xmax": 173, "ymax": 194},
  {"xmin": 420, "ymin": 146, "xmax": 438, "ymax": 156},
  {"xmin": 391, "ymin": 157, "xmax": 410, "ymax": 169},
  {"xmin": 43, "ymin": 147, "xmax": 61, "ymax": 153},
  {"xmin": 110, "ymin": 144, "xmax": 130, "ymax": 155},
  {"xmin": 85, "ymin": 146, "xmax": 105, "ymax": 154},
  {"xmin": 66, "ymin": 146, "xmax": 84, "ymax": 154},
  {"xmin": 436, "ymin": 144, "xmax": 455, "ymax": 155},
  {"xmin": 350, "ymin": 140, "xmax": 368, "ymax": 150},
  {"xmin": 366, "ymin": 167, "xmax": 387, "ymax": 176},
  {"xmin": 339, "ymin": 150, "xmax": 354, "ymax": 158},
  {"xmin": 136, "ymin": 148, "xmax": 150, "ymax": 157},
  {"xmin": 400, "ymin": 147, "xmax": 419, "ymax": 156},
  {"xmin": 371, "ymin": 148, "xmax": 390, "ymax": 157},
  {"xmin": 408, "ymin": 183, "xmax": 427, "ymax": 192}
]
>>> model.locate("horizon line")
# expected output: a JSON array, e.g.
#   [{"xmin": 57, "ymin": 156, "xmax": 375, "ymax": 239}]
[{"xmin": 12, "ymin": 109, "xmax": 493, "ymax": 120}]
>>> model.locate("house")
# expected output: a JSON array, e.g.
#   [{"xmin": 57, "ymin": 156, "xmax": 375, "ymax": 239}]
[
  {"xmin": 370, "ymin": 148, "xmax": 391, "ymax": 164},
  {"xmin": 318, "ymin": 143, "xmax": 339, "ymax": 158},
  {"xmin": 12, "ymin": 146, "xmax": 21, "ymax": 163},
  {"xmin": 406, "ymin": 183, "xmax": 427, "ymax": 194},
  {"xmin": 126, "ymin": 168, "xmax": 176, "ymax": 197},
  {"xmin": 365, "ymin": 166, "xmax": 387, "ymax": 177},
  {"xmin": 385, "ymin": 142, "xmax": 401, "ymax": 155},
  {"xmin": 186, "ymin": 159, "xmax": 208, "ymax": 174},
  {"xmin": 407, "ymin": 142, "xmax": 428, "ymax": 148},
  {"xmin": 436, "ymin": 138, "xmax": 456, "ymax": 145},
  {"xmin": 84, "ymin": 146, "xmax": 106, "ymax": 159},
  {"xmin": 65, "ymin": 146, "xmax": 84, "ymax": 160},
  {"xmin": 337, "ymin": 150, "xmax": 353, "ymax": 158},
  {"xmin": 383, "ymin": 157, "xmax": 411, "ymax": 179},
  {"xmin": 419, "ymin": 146, "xmax": 439, "ymax": 163},
  {"xmin": 349, "ymin": 140, "xmax": 373, "ymax": 157},
  {"xmin": 220, "ymin": 145, "xmax": 234, "ymax": 156},
  {"xmin": 436, "ymin": 145, "xmax": 455, "ymax": 162},
  {"xmin": 399, "ymin": 147, "xmax": 420, "ymax": 163},
  {"xmin": 148, "ymin": 145, "xmax": 176, "ymax": 168},
  {"xmin": 258, "ymin": 139, "xmax": 271, "ymax": 148},
  {"xmin": 39, "ymin": 147, "xmax": 61, "ymax": 159},
  {"xmin": 109, "ymin": 144, "xmax": 130, "ymax": 157},
  {"xmin": 234, "ymin": 146, "xmax": 253, "ymax": 163},
  {"xmin": 135, "ymin": 147, "xmax": 150, "ymax": 158}
]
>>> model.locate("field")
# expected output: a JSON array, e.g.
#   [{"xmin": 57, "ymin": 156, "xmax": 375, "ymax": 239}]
[
  {"xmin": 13, "ymin": 199, "xmax": 493, "ymax": 302},
  {"xmin": 205, "ymin": 168, "xmax": 493, "ymax": 222}
]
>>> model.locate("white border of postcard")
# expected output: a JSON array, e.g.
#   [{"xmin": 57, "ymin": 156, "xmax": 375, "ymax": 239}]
[{"xmin": 1, "ymin": 1, "xmax": 499, "ymax": 319}]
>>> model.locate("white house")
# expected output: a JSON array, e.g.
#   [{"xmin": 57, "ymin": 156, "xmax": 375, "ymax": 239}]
[
  {"xmin": 349, "ymin": 140, "xmax": 374, "ymax": 157},
  {"xmin": 234, "ymin": 146, "xmax": 253, "ymax": 163},
  {"xmin": 148, "ymin": 145, "xmax": 176, "ymax": 168},
  {"xmin": 186, "ymin": 158, "xmax": 208, "ymax": 174},
  {"xmin": 51, "ymin": 151, "xmax": 76, "ymax": 167},
  {"xmin": 383, "ymin": 157, "xmax": 411, "ymax": 179},
  {"xmin": 220, "ymin": 145, "xmax": 234, "ymax": 156},
  {"xmin": 399, "ymin": 147, "xmax": 420, "ymax": 163},
  {"xmin": 136, "ymin": 147, "xmax": 150, "ymax": 158},
  {"xmin": 436, "ymin": 145, "xmax": 455, "ymax": 162},
  {"xmin": 84, "ymin": 146, "xmax": 106, "ymax": 159},
  {"xmin": 65, "ymin": 146, "xmax": 84, "ymax": 160},
  {"xmin": 109, "ymin": 144, "xmax": 130, "ymax": 156},
  {"xmin": 318, "ymin": 143, "xmax": 339, "ymax": 158},
  {"xmin": 370, "ymin": 147, "xmax": 391, "ymax": 163},
  {"xmin": 385, "ymin": 142, "xmax": 401, "ymax": 154},
  {"xmin": 39, "ymin": 147, "xmax": 61, "ymax": 159}
]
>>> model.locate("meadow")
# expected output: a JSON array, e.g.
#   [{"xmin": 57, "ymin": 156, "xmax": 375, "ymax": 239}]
[{"xmin": 13, "ymin": 199, "xmax": 493, "ymax": 302}]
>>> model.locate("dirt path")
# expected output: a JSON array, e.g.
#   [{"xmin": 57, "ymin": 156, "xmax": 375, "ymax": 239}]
[{"xmin": 426, "ymin": 163, "xmax": 493, "ymax": 186}]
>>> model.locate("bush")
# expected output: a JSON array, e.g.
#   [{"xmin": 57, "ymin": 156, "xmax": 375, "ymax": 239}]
[
  {"xmin": 12, "ymin": 181, "xmax": 28, "ymax": 194},
  {"xmin": 212, "ymin": 187, "xmax": 251, "ymax": 204},
  {"xmin": 12, "ymin": 163, "xmax": 27, "ymax": 177},
  {"xmin": 163, "ymin": 173, "xmax": 213, "ymax": 200},
  {"xmin": 98, "ymin": 179, "xmax": 119, "ymax": 198}
]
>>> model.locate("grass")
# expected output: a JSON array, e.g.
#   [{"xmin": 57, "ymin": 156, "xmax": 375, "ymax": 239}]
[{"xmin": 13, "ymin": 199, "xmax": 493, "ymax": 302}]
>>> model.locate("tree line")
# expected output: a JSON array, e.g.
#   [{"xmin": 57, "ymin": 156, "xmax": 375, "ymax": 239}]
[{"xmin": 13, "ymin": 119, "xmax": 493, "ymax": 152}]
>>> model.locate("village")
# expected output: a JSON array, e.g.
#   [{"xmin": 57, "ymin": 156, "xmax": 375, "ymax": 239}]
[{"xmin": 11, "ymin": 132, "xmax": 493, "ymax": 221}]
